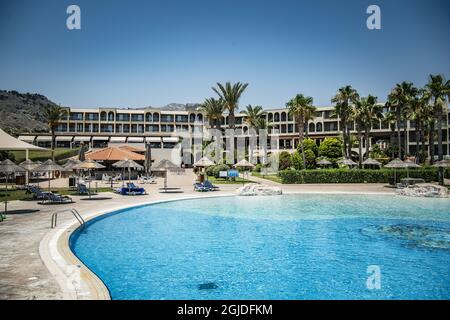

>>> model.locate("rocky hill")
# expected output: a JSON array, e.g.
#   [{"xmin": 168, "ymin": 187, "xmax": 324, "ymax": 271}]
[{"xmin": 0, "ymin": 90, "xmax": 201, "ymax": 136}]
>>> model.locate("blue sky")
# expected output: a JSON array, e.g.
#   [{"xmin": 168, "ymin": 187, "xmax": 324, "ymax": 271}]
[{"xmin": 0, "ymin": 0, "xmax": 449, "ymax": 109}]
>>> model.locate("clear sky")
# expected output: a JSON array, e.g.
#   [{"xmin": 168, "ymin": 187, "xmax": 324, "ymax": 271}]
[{"xmin": 0, "ymin": 0, "xmax": 449, "ymax": 109}]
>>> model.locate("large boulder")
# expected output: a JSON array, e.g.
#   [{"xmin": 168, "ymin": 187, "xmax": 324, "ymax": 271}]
[
  {"xmin": 396, "ymin": 183, "xmax": 449, "ymax": 198},
  {"xmin": 236, "ymin": 183, "xmax": 282, "ymax": 196}
]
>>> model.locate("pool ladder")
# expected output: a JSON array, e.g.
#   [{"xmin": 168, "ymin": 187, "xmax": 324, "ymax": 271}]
[{"xmin": 51, "ymin": 208, "xmax": 85, "ymax": 229}]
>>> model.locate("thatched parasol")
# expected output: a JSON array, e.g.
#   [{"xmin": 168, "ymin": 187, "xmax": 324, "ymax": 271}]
[
  {"xmin": 153, "ymin": 159, "xmax": 179, "ymax": 191},
  {"xmin": 362, "ymin": 158, "xmax": 382, "ymax": 167},
  {"xmin": 194, "ymin": 157, "xmax": 215, "ymax": 168},
  {"xmin": 33, "ymin": 159, "xmax": 65, "ymax": 191},
  {"xmin": 337, "ymin": 158, "xmax": 357, "ymax": 166},
  {"xmin": 113, "ymin": 159, "xmax": 144, "ymax": 184},
  {"xmin": 317, "ymin": 159, "xmax": 332, "ymax": 166}
]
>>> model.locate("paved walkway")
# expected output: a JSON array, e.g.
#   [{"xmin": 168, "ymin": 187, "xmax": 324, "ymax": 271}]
[{"xmin": 0, "ymin": 170, "xmax": 395, "ymax": 300}]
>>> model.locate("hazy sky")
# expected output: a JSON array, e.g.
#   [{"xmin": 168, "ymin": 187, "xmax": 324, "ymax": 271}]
[{"xmin": 0, "ymin": 0, "xmax": 449, "ymax": 109}]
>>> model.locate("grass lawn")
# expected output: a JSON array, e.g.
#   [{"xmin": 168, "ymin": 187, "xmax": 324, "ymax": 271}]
[
  {"xmin": 0, "ymin": 187, "xmax": 113, "ymax": 202},
  {"xmin": 251, "ymin": 172, "xmax": 282, "ymax": 183},
  {"xmin": 10, "ymin": 148, "xmax": 80, "ymax": 163},
  {"xmin": 206, "ymin": 176, "xmax": 253, "ymax": 184}
]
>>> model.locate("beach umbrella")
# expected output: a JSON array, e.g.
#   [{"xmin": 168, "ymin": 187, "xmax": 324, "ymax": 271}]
[
  {"xmin": 194, "ymin": 157, "xmax": 215, "ymax": 168},
  {"xmin": 113, "ymin": 159, "xmax": 143, "ymax": 184},
  {"xmin": 317, "ymin": 159, "xmax": 332, "ymax": 167},
  {"xmin": 384, "ymin": 158, "xmax": 404, "ymax": 184},
  {"xmin": 0, "ymin": 159, "xmax": 26, "ymax": 215},
  {"xmin": 153, "ymin": 159, "xmax": 178, "ymax": 191},
  {"xmin": 433, "ymin": 160, "xmax": 450, "ymax": 185},
  {"xmin": 403, "ymin": 159, "xmax": 420, "ymax": 179},
  {"xmin": 362, "ymin": 158, "xmax": 382, "ymax": 168},
  {"xmin": 337, "ymin": 158, "xmax": 357, "ymax": 166},
  {"xmin": 234, "ymin": 159, "xmax": 254, "ymax": 169},
  {"xmin": 34, "ymin": 159, "xmax": 65, "ymax": 192},
  {"xmin": 78, "ymin": 143, "xmax": 86, "ymax": 161},
  {"xmin": 19, "ymin": 159, "xmax": 38, "ymax": 185},
  {"xmin": 73, "ymin": 160, "xmax": 106, "ymax": 197},
  {"xmin": 62, "ymin": 159, "xmax": 82, "ymax": 171}
]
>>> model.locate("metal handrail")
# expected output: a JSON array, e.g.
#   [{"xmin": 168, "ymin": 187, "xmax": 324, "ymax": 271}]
[{"xmin": 51, "ymin": 208, "xmax": 86, "ymax": 229}]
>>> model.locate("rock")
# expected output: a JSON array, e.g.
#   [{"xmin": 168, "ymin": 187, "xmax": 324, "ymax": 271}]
[
  {"xmin": 396, "ymin": 183, "xmax": 449, "ymax": 198},
  {"xmin": 236, "ymin": 183, "xmax": 282, "ymax": 196}
]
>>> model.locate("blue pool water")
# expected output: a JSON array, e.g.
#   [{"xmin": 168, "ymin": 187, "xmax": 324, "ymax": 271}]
[{"xmin": 70, "ymin": 194, "xmax": 450, "ymax": 300}]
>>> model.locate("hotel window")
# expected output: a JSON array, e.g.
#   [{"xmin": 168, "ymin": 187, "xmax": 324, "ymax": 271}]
[
  {"xmin": 70, "ymin": 112, "xmax": 83, "ymax": 121},
  {"xmin": 123, "ymin": 124, "xmax": 130, "ymax": 133},
  {"xmin": 137, "ymin": 124, "xmax": 144, "ymax": 133},
  {"xmin": 288, "ymin": 124, "xmax": 293, "ymax": 133},
  {"xmin": 101, "ymin": 124, "xmax": 113, "ymax": 133},
  {"xmin": 149, "ymin": 142, "xmax": 161, "ymax": 148},
  {"xmin": 372, "ymin": 121, "xmax": 380, "ymax": 130},
  {"xmin": 316, "ymin": 123, "xmax": 323, "ymax": 132},
  {"xmin": 308, "ymin": 123, "xmax": 315, "ymax": 133},
  {"xmin": 131, "ymin": 124, "xmax": 138, "ymax": 133},
  {"xmin": 117, "ymin": 114, "xmax": 130, "ymax": 122},
  {"xmin": 281, "ymin": 124, "xmax": 287, "ymax": 133},
  {"xmin": 100, "ymin": 111, "xmax": 107, "ymax": 121},
  {"xmin": 197, "ymin": 114, "xmax": 203, "ymax": 122},
  {"xmin": 153, "ymin": 113, "xmax": 160, "ymax": 122},
  {"xmin": 115, "ymin": 124, "xmax": 122, "ymax": 133},
  {"xmin": 69, "ymin": 124, "xmax": 75, "ymax": 132},
  {"xmin": 163, "ymin": 142, "xmax": 177, "ymax": 149},
  {"xmin": 281, "ymin": 112, "xmax": 287, "ymax": 122},
  {"xmin": 315, "ymin": 111, "xmax": 323, "ymax": 118},
  {"xmin": 146, "ymin": 125, "xmax": 159, "ymax": 132},
  {"xmin": 161, "ymin": 115, "xmax": 174, "ymax": 123},
  {"xmin": 76, "ymin": 123, "xmax": 84, "ymax": 132},
  {"xmin": 145, "ymin": 113, "xmax": 152, "ymax": 122},
  {"xmin": 56, "ymin": 124, "xmax": 67, "ymax": 132},
  {"xmin": 92, "ymin": 124, "xmax": 99, "ymax": 132},
  {"xmin": 84, "ymin": 124, "xmax": 92, "ymax": 132},
  {"xmin": 324, "ymin": 122, "xmax": 338, "ymax": 132},
  {"xmin": 161, "ymin": 125, "xmax": 174, "ymax": 132},
  {"xmin": 131, "ymin": 114, "xmax": 144, "ymax": 122},
  {"xmin": 108, "ymin": 112, "xmax": 115, "ymax": 121},
  {"xmin": 189, "ymin": 114, "xmax": 196, "ymax": 122},
  {"xmin": 268, "ymin": 113, "xmax": 273, "ymax": 122},
  {"xmin": 175, "ymin": 115, "xmax": 188, "ymax": 123},
  {"xmin": 86, "ymin": 113, "xmax": 99, "ymax": 121},
  {"xmin": 274, "ymin": 113, "xmax": 280, "ymax": 122}
]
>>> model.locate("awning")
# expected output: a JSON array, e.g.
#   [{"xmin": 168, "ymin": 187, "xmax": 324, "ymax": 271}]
[
  {"xmin": 128, "ymin": 137, "xmax": 144, "ymax": 143},
  {"xmin": 56, "ymin": 136, "xmax": 74, "ymax": 141},
  {"xmin": 146, "ymin": 137, "xmax": 162, "ymax": 142},
  {"xmin": 74, "ymin": 136, "xmax": 91, "ymax": 142},
  {"xmin": 0, "ymin": 129, "xmax": 45, "ymax": 151},
  {"xmin": 92, "ymin": 136, "xmax": 109, "ymax": 141},
  {"xmin": 162, "ymin": 137, "xmax": 178, "ymax": 143},
  {"xmin": 110, "ymin": 136, "xmax": 127, "ymax": 142},
  {"xmin": 36, "ymin": 136, "xmax": 52, "ymax": 141},
  {"xmin": 18, "ymin": 135, "xmax": 36, "ymax": 142}
]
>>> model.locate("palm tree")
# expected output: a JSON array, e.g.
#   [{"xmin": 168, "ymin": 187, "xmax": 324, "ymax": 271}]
[
  {"xmin": 287, "ymin": 94, "xmax": 316, "ymax": 168},
  {"xmin": 242, "ymin": 105, "xmax": 265, "ymax": 130},
  {"xmin": 44, "ymin": 104, "xmax": 66, "ymax": 160},
  {"xmin": 212, "ymin": 82, "xmax": 248, "ymax": 129},
  {"xmin": 383, "ymin": 110, "xmax": 397, "ymax": 159},
  {"xmin": 387, "ymin": 82, "xmax": 418, "ymax": 159},
  {"xmin": 425, "ymin": 74, "xmax": 450, "ymax": 163},
  {"xmin": 331, "ymin": 85, "xmax": 359, "ymax": 158},
  {"xmin": 407, "ymin": 89, "xmax": 430, "ymax": 161},
  {"xmin": 199, "ymin": 98, "xmax": 224, "ymax": 131},
  {"xmin": 353, "ymin": 95, "xmax": 382, "ymax": 166}
]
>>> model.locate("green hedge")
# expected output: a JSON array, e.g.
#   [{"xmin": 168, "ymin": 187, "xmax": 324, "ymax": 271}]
[{"xmin": 279, "ymin": 168, "xmax": 442, "ymax": 184}]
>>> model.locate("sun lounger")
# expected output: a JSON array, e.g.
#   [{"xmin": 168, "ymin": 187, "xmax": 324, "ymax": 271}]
[
  {"xmin": 194, "ymin": 182, "xmax": 209, "ymax": 192},
  {"xmin": 77, "ymin": 183, "xmax": 90, "ymax": 195},
  {"xmin": 27, "ymin": 186, "xmax": 48, "ymax": 200},
  {"xmin": 39, "ymin": 193, "xmax": 73, "ymax": 204},
  {"xmin": 203, "ymin": 180, "xmax": 219, "ymax": 191},
  {"xmin": 115, "ymin": 183, "xmax": 146, "ymax": 195}
]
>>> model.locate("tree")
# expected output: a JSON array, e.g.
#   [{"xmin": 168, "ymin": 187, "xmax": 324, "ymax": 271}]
[
  {"xmin": 360, "ymin": 95, "xmax": 382, "ymax": 160},
  {"xmin": 242, "ymin": 105, "xmax": 265, "ymax": 129},
  {"xmin": 331, "ymin": 85, "xmax": 359, "ymax": 158},
  {"xmin": 44, "ymin": 104, "xmax": 66, "ymax": 160},
  {"xmin": 387, "ymin": 82, "xmax": 418, "ymax": 159},
  {"xmin": 291, "ymin": 149, "xmax": 316, "ymax": 170},
  {"xmin": 407, "ymin": 89, "xmax": 430, "ymax": 161},
  {"xmin": 298, "ymin": 138, "xmax": 318, "ymax": 157},
  {"xmin": 383, "ymin": 110, "xmax": 399, "ymax": 159},
  {"xmin": 351, "ymin": 100, "xmax": 365, "ymax": 168},
  {"xmin": 212, "ymin": 82, "xmax": 248, "ymax": 129},
  {"xmin": 199, "ymin": 98, "xmax": 224, "ymax": 131},
  {"xmin": 278, "ymin": 151, "xmax": 292, "ymax": 170},
  {"xmin": 425, "ymin": 74, "xmax": 450, "ymax": 163},
  {"xmin": 287, "ymin": 94, "xmax": 316, "ymax": 169},
  {"xmin": 319, "ymin": 137, "xmax": 343, "ymax": 161}
]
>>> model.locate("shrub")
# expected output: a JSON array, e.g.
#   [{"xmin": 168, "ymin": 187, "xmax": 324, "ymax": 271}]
[
  {"xmin": 206, "ymin": 164, "xmax": 231, "ymax": 178},
  {"xmin": 279, "ymin": 168, "xmax": 440, "ymax": 184},
  {"xmin": 278, "ymin": 151, "xmax": 292, "ymax": 170},
  {"xmin": 319, "ymin": 137, "xmax": 343, "ymax": 160},
  {"xmin": 291, "ymin": 149, "xmax": 316, "ymax": 170},
  {"xmin": 253, "ymin": 163, "xmax": 262, "ymax": 172},
  {"xmin": 298, "ymin": 138, "xmax": 319, "ymax": 157}
]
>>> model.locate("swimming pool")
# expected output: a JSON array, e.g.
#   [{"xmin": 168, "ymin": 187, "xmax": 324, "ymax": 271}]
[{"xmin": 70, "ymin": 194, "xmax": 450, "ymax": 300}]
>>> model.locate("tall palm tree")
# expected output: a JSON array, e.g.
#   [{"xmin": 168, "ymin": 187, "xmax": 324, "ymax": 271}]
[
  {"xmin": 199, "ymin": 98, "xmax": 224, "ymax": 131},
  {"xmin": 287, "ymin": 94, "xmax": 316, "ymax": 168},
  {"xmin": 44, "ymin": 104, "xmax": 66, "ymax": 160},
  {"xmin": 407, "ymin": 89, "xmax": 429, "ymax": 160},
  {"xmin": 425, "ymin": 74, "xmax": 450, "ymax": 163},
  {"xmin": 352, "ymin": 101, "xmax": 365, "ymax": 167},
  {"xmin": 331, "ymin": 85, "xmax": 359, "ymax": 158},
  {"xmin": 242, "ymin": 105, "xmax": 265, "ymax": 129},
  {"xmin": 212, "ymin": 82, "xmax": 248, "ymax": 129},
  {"xmin": 383, "ymin": 110, "xmax": 398, "ymax": 159},
  {"xmin": 387, "ymin": 82, "xmax": 418, "ymax": 159}
]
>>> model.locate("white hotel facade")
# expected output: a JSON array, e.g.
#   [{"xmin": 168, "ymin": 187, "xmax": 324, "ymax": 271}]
[{"xmin": 18, "ymin": 106, "xmax": 450, "ymax": 164}]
